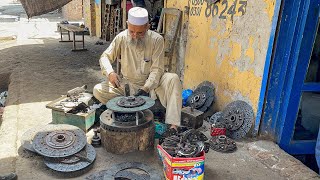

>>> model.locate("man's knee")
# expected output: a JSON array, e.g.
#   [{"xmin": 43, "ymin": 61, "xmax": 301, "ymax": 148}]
[{"xmin": 93, "ymin": 83, "xmax": 104, "ymax": 102}]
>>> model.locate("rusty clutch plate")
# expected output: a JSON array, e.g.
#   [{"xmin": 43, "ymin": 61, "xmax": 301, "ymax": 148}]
[
  {"xmin": 106, "ymin": 96, "xmax": 155, "ymax": 113},
  {"xmin": 32, "ymin": 124, "xmax": 87, "ymax": 158},
  {"xmin": 218, "ymin": 100, "xmax": 254, "ymax": 139},
  {"xmin": 44, "ymin": 144, "xmax": 96, "ymax": 173}
]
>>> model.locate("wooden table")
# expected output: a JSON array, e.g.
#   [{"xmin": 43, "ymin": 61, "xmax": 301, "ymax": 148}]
[{"xmin": 58, "ymin": 23, "xmax": 87, "ymax": 51}]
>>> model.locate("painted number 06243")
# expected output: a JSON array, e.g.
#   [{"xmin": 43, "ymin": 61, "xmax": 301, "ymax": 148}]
[{"xmin": 205, "ymin": 0, "xmax": 247, "ymax": 20}]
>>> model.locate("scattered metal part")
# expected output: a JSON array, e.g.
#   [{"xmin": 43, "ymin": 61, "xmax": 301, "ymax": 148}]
[
  {"xmin": 209, "ymin": 111, "xmax": 223, "ymax": 124},
  {"xmin": 186, "ymin": 81, "xmax": 215, "ymax": 112},
  {"xmin": 161, "ymin": 129, "xmax": 208, "ymax": 158},
  {"xmin": 204, "ymin": 142, "xmax": 210, "ymax": 153},
  {"xmin": 117, "ymin": 96, "xmax": 146, "ymax": 108},
  {"xmin": 209, "ymin": 135, "xmax": 237, "ymax": 153},
  {"xmin": 32, "ymin": 124, "xmax": 87, "ymax": 158},
  {"xmin": 107, "ymin": 96, "xmax": 155, "ymax": 113},
  {"xmin": 181, "ymin": 129, "xmax": 208, "ymax": 143},
  {"xmin": 103, "ymin": 162, "xmax": 161, "ymax": 180},
  {"xmin": 44, "ymin": 144, "xmax": 96, "ymax": 172},
  {"xmin": 218, "ymin": 100, "xmax": 254, "ymax": 139},
  {"xmin": 67, "ymin": 85, "xmax": 87, "ymax": 97},
  {"xmin": 91, "ymin": 128, "xmax": 101, "ymax": 147},
  {"xmin": 100, "ymin": 109, "xmax": 153, "ymax": 132},
  {"xmin": 181, "ymin": 106, "xmax": 204, "ymax": 129}
]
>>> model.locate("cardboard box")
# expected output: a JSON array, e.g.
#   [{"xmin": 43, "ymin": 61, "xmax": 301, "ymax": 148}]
[{"xmin": 157, "ymin": 145, "xmax": 205, "ymax": 180}]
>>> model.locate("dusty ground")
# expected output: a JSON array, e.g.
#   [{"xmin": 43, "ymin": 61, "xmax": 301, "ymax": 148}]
[{"xmin": 0, "ymin": 1, "xmax": 319, "ymax": 180}]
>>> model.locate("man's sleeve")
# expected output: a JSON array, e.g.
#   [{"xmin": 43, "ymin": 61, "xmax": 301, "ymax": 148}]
[
  {"xmin": 99, "ymin": 36, "xmax": 121, "ymax": 76},
  {"xmin": 143, "ymin": 36, "xmax": 165, "ymax": 92}
]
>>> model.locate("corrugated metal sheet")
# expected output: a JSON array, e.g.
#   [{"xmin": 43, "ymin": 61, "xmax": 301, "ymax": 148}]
[{"xmin": 20, "ymin": 0, "xmax": 72, "ymax": 18}]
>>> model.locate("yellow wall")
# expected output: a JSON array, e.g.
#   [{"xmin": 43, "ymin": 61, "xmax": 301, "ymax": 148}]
[
  {"xmin": 166, "ymin": 0, "xmax": 276, "ymax": 114},
  {"xmin": 95, "ymin": 0, "xmax": 102, "ymax": 38}
]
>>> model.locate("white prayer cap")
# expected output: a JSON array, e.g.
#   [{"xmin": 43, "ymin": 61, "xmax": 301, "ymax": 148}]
[{"xmin": 128, "ymin": 7, "xmax": 148, "ymax": 26}]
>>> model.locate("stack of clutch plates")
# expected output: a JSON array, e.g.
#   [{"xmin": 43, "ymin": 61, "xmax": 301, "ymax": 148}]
[{"xmin": 21, "ymin": 124, "xmax": 96, "ymax": 174}]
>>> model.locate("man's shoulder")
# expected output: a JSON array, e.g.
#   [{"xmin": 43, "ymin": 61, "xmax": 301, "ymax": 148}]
[
  {"xmin": 149, "ymin": 30, "xmax": 163, "ymax": 39},
  {"xmin": 114, "ymin": 30, "xmax": 129, "ymax": 41},
  {"xmin": 148, "ymin": 30, "xmax": 163, "ymax": 41}
]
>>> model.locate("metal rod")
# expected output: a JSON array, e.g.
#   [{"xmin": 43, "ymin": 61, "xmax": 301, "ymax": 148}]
[
  {"xmin": 73, "ymin": 32, "xmax": 76, "ymax": 50},
  {"xmin": 112, "ymin": 111, "xmax": 115, "ymax": 121},
  {"xmin": 136, "ymin": 112, "xmax": 139, "ymax": 125},
  {"xmin": 82, "ymin": 32, "xmax": 85, "ymax": 49},
  {"xmin": 60, "ymin": 27, "xmax": 63, "ymax": 41},
  {"xmin": 68, "ymin": 31, "xmax": 70, "ymax": 40}
]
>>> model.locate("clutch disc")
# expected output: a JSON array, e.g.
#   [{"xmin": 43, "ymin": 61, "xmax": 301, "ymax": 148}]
[
  {"xmin": 32, "ymin": 124, "xmax": 87, "ymax": 158},
  {"xmin": 21, "ymin": 124, "xmax": 84, "ymax": 153},
  {"xmin": 44, "ymin": 144, "xmax": 96, "ymax": 172},
  {"xmin": 218, "ymin": 100, "xmax": 254, "ymax": 139}
]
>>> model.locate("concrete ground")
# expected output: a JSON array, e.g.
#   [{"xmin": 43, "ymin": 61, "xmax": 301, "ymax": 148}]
[{"xmin": 0, "ymin": 1, "xmax": 319, "ymax": 180}]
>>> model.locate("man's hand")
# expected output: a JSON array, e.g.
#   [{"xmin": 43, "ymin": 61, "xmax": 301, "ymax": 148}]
[
  {"xmin": 108, "ymin": 72, "xmax": 121, "ymax": 88},
  {"xmin": 134, "ymin": 89, "xmax": 149, "ymax": 97}
]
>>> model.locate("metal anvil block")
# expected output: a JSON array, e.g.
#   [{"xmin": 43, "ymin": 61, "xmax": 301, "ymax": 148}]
[{"xmin": 181, "ymin": 107, "xmax": 204, "ymax": 129}]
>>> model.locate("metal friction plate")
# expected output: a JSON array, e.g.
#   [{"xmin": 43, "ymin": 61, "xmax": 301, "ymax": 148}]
[
  {"xmin": 106, "ymin": 96, "xmax": 155, "ymax": 113},
  {"xmin": 221, "ymin": 100, "xmax": 254, "ymax": 139},
  {"xmin": 103, "ymin": 162, "xmax": 161, "ymax": 180},
  {"xmin": 21, "ymin": 126, "xmax": 46, "ymax": 152},
  {"xmin": 187, "ymin": 81, "xmax": 215, "ymax": 112},
  {"xmin": 186, "ymin": 91, "xmax": 207, "ymax": 109},
  {"xmin": 44, "ymin": 144, "xmax": 96, "ymax": 173},
  {"xmin": 100, "ymin": 109, "xmax": 153, "ymax": 132},
  {"xmin": 117, "ymin": 96, "xmax": 146, "ymax": 108},
  {"xmin": 21, "ymin": 124, "xmax": 67, "ymax": 153},
  {"xmin": 32, "ymin": 124, "xmax": 87, "ymax": 158}
]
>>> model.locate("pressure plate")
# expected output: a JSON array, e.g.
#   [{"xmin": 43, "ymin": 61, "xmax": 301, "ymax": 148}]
[
  {"xmin": 44, "ymin": 144, "xmax": 96, "ymax": 173},
  {"xmin": 209, "ymin": 135, "xmax": 237, "ymax": 153},
  {"xmin": 218, "ymin": 100, "xmax": 254, "ymax": 139},
  {"xmin": 32, "ymin": 124, "xmax": 87, "ymax": 158},
  {"xmin": 106, "ymin": 96, "xmax": 155, "ymax": 113},
  {"xmin": 186, "ymin": 81, "xmax": 215, "ymax": 112}
]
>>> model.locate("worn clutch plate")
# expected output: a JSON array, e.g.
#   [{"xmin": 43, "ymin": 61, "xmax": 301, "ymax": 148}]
[
  {"xmin": 217, "ymin": 100, "xmax": 254, "ymax": 139},
  {"xmin": 32, "ymin": 124, "xmax": 87, "ymax": 158},
  {"xmin": 44, "ymin": 144, "xmax": 96, "ymax": 173},
  {"xmin": 106, "ymin": 96, "xmax": 155, "ymax": 113},
  {"xmin": 21, "ymin": 124, "xmax": 86, "ymax": 153},
  {"xmin": 186, "ymin": 81, "xmax": 215, "ymax": 112}
]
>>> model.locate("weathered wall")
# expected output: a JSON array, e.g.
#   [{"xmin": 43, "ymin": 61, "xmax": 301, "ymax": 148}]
[
  {"xmin": 84, "ymin": 0, "xmax": 96, "ymax": 36},
  {"xmin": 95, "ymin": 0, "xmax": 102, "ymax": 38},
  {"xmin": 166, "ymin": 0, "xmax": 276, "ymax": 114},
  {"xmin": 62, "ymin": 0, "xmax": 83, "ymax": 21}
]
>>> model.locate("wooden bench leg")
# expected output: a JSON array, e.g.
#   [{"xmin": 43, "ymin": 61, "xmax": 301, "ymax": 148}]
[
  {"xmin": 71, "ymin": 32, "xmax": 87, "ymax": 52},
  {"xmin": 59, "ymin": 28, "xmax": 73, "ymax": 43}
]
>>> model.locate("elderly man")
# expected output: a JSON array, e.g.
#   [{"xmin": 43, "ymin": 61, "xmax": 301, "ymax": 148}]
[{"xmin": 93, "ymin": 7, "xmax": 182, "ymax": 134}]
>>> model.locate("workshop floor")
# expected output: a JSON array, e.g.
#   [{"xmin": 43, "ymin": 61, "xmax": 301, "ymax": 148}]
[{"xmin": 0, "ymin": 1, "xmax": 319, "ymax": 179}]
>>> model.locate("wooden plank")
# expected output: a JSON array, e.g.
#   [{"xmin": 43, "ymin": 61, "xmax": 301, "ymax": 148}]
[{"xmin": 58, "ymin": 23, "xmax": 85, "ymax": 32}]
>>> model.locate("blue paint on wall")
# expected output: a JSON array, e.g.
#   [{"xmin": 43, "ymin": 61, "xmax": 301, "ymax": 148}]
[{"xmin": 253, "ymin": 0, "xmax": 282, "ymax": 136}]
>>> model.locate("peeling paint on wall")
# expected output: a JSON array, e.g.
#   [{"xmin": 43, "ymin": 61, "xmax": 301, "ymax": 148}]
[{"xmin": 166, "ymin": 0, "xmax": 276, "ymax": 115}]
